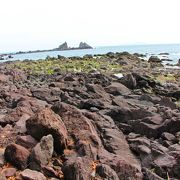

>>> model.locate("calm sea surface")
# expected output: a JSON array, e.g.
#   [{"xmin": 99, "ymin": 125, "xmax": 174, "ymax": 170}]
[{"xmin": 2, "ymin": 44, "xmax": 180, "ymax": 64}]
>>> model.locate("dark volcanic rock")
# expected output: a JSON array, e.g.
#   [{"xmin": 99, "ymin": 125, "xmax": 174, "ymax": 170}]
[
  {"xmin": 148, "ymin": 56, "xmax": 162, "ymax": 63},
  {"xmin": 119, "ymin": 73, "xmax": 137, "ymax": 89},
  {"xmin": 26, "ymin": 108, "xmax": 68, "ymax": 153}
]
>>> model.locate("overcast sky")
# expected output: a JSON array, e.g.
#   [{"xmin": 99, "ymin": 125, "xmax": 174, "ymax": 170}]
[{"xmin": 0, "ymin": 0, "xmax": 180, "ymax": 52}]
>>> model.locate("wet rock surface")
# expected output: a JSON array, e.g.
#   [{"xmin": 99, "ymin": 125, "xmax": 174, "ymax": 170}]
[{"xmin": 0, "ymin": 53, "xmax": 179, "ymax": 179}]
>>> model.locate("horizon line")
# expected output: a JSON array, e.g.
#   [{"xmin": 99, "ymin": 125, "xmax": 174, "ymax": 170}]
[{"xmin": 1, "ymin": 42, "xmax": 180, "ymax": 54}]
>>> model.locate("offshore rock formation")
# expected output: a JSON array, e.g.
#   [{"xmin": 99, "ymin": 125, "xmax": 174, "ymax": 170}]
[
  {"xmin": 0, "ymin": 42, "xmax": 93, "ymax": 59},
  {"xmin": 57, "ymin": 42, "xmax": 68, "ymax": 50},
  {"xmin": 53, "ymin": 42, "xmax": 93, "ymax": 51},
  {"xmin": 79, "ymin": 42, "xmax": 93, "ymax": 49}
]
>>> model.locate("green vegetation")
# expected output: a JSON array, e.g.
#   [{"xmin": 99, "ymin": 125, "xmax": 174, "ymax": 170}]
[
  {"xmin": 155, "ymin": 74, "xmax": 176, "ymax": 84},
  {"xmin": 7, "ymin": 57, "xmax": 122, "ymax": 75}
]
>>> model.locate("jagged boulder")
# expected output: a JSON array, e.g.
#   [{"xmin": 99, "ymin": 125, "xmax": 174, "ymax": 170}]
[
  {"xmin": 79, "ymin": 42, "xmax": 93, "ymax": 49},
  {"xmin": 26, "ymin": 108, "xmax": 68, "ymax": 153},
  {"xmin": 28, "ymin": 135, "xmax": 54, "ymax": 171}
]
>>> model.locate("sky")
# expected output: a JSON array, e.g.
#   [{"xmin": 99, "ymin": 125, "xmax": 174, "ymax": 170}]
[{"xmin": 0, "ymin": 0, "xmax": 180, "ymax": 52}]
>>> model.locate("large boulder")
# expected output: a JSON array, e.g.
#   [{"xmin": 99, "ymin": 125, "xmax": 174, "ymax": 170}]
[
  {"xmin": 105, "ymin": 82, "xmax": 131, "ymax": 96},
  {"xmin": 28, "ymin": 135, "xmax": 54, "ymax": 171},
  {"xmin": 4, "ymin": 143, "xmax": 30, "ymax": 170},
  {"xmin": 148, "ymin": 56, "xmax": 162, "ymax": 63},
  {"xmin": 119, "ymin": 73, "xmax": 137, "ymax": 89},
  {"xmin": 26, "ymin": 108, "xmax": 68, "ymax": 153},
  {"xmin": 79, "ymin": 42, "xmax": 93, "ymax": 49}
]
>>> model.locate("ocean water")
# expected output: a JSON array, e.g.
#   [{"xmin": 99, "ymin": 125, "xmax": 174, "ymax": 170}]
[{"xmin": 2, "ymin": 44, "xmax": 180, "ymax": 64}]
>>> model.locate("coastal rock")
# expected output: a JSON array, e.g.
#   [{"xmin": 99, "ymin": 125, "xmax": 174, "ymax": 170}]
[
  {"xmin": 4, "ymin": 143, "xmax": 30, "ymax": 170},
  {"xmin": 1, "ymin": 168, "xmax": 17, "ymax": 178},
  {"xmin": 57, "ymin": 42, "xmax": 68, "ymax": 50},
  {"xmin": 0, "ymin": 51, "xmax": 179, "ymax": 179},
  {"xmin": 177, "ymin": 59, "xmax": 180, "ymax": 66},
  {"xmin": 28, "ymin": 135, "xmax": 54, "ymax": 171},
  {"xmin": 62, "ymin": 157, "xmax": 91, "ymax": 180},
  {"xmin": 20, "ymin": 169, "xmax": 46, "ymax": 180},
  {"xmin": 153, "ymin": 154, "xmax": 177, "ymax": 178},
  {"xmin": 96, "ymin": 164, "xmax": 119, "ymax": 180},
  {"xmin": 41, "ymin": 166, "xmax": 59, "ymax": 178},
  {"xmin": 79, "ymin": 42, "xmax": 92, "ymax": 49},
  {"xmin": 119, "ymin": 73, "xmax": 137, "ymax": 89},
  {"xmin": 142, "ymin": 168, "xmax": 164, "ymax": 180},
  {"xmin": 105, "ymin": 82, "xmax": 131, "ymax": 95},
  {"xmin": 26, "ymin": 108, "xmax": 68, "ymax": 153},
  {"xmin": 148, "ymin": 56, "xmax": 162, "ymax": 63},
  {"xmin": 161, "ymin": 132, "xmax": 176, "ymax": 142},
  {"xmin": 16, "ymin": 135, "xmax": 38, "ymax": 150}
]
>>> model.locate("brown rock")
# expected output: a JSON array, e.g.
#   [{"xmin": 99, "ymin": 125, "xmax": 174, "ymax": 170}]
[
  {"xmin": 161, "ymin": 132, "xmax": 176, "ymax": 142},
  {"xmin": 105, "ymin": 82, "xmax": 131, "ymax": 95},
  {"xmin": 98, "ymin": 149, "xmax": 143, "ymax": 180},
  {"xmin": 153, "ymin": 154, "xmax": 177, "ymax": 178},
  {"xmin": 26, "ymin": 108, "xmax": 68, "ymax": 153},
  {"xmin": 4, "ymin": 143, "xmax": 30, "ymax": 170},
  {"xmin": 62, "ymin": 157, "xmax": 92, "ymax": 180},
  {"xmin": 142, "ymin": 168, "xmax": 164, "ymax": 180},
  {"xmin": 16, "ymin": 135, "xmax": 38, "ymax": 149},
  {"xmin": 1, "ymin": 168, "xmax": 17, "ymax": 178},
  {"xmin": 20, "ymin": 169, "xmax": 46, "ymax": 180},
  {"xmin": 96, "ymin": 164, "xmax": 119, "ymax": 180},
  {"xmin": 42, "ymin": 166, "xmax": 59, "ymax": 178}
]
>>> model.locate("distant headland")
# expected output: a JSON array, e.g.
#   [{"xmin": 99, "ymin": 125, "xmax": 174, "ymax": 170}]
[{"xmin": 0, "ymin": 42, "xmax": 93, "ymax": 60}]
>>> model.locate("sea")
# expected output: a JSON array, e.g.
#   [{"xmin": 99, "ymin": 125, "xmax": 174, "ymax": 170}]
[{"xmin": 1, "ymin": 44, "xmax": 180, "ymax": 65}]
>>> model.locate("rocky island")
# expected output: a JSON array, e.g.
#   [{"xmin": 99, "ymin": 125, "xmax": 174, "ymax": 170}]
[
  {"xmin": 0, "ymin": 52, "xmax": 179, "ymax": 180},
  {"xmin": 52, "ymin": 42, "xmax": 93, "ymax": 51},
  {"xmin": 0, "ymin": 42, "xmax": 93, "ymax": 60}
]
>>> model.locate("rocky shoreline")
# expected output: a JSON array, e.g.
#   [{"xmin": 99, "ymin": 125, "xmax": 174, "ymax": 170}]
[{"xmin": 0, "ymin": 52, "xmax": 179, "ymax": 180}]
